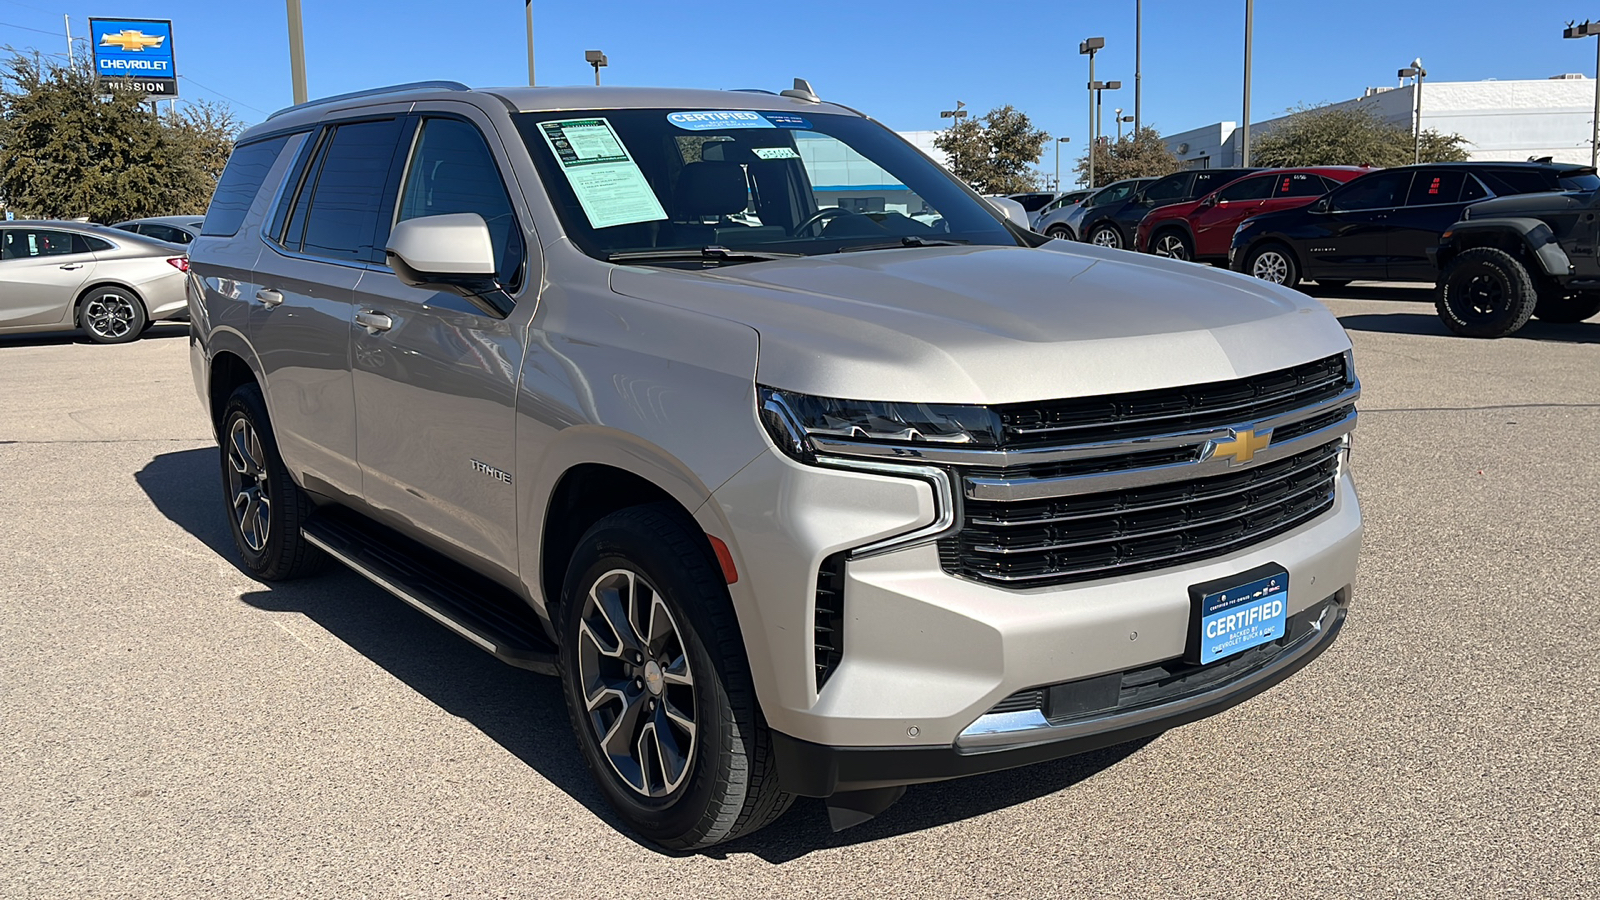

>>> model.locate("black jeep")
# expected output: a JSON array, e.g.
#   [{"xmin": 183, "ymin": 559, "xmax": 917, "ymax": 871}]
[{"xmin": 1434, "ymin": 188, "xmax": 1600, "ymax": 337}]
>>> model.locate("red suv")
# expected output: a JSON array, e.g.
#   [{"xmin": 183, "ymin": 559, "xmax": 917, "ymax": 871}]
[{"xmin": 1136, "ymin": 167, "xmax": 1369, "ymax": 262}]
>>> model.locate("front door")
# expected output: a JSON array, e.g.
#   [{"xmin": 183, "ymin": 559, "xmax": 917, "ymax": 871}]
[
  {"xmin": 0, "ymin": 227, "xmax": 97, "ymax": 328},
  {"xmin": 351, "ymin": 112, "xmax": 536, "ymax": 583},
  {"xmin": 1384, "ymin": 170, "xmax": 1474, "ymax": 282},
  {"xmin": 1303, "ymin": 170, "xmax": 1415, "ymax": 280},
  {"xmin": 1190, "ymin": 174, "xmax": 1273, "ymax": 257}
]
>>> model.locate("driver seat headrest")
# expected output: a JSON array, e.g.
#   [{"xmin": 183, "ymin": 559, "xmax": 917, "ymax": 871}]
[{"xmin": 674, "ymin": 162, "xmax": 749, "ymax": 219}]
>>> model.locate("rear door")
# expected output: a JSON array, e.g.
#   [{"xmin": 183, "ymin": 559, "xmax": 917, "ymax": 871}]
[
  {"xmin": 349, "ymin": 109, "xmax": 536, "ymax": 583},
  {"xmin": 1384, "ymin": 170, "xmax": 1475, "ymax": 281},
  {"xmin": 1190, "ymin": 174, "xmax": 1273, "ymax": 257},
  {"xmin": 1304, "ymin": 169, "xmax": 1415, "ymax": 280},
  {"xmin": 0, "ymin": 227, "xmax": 97, "ymax": 328}
]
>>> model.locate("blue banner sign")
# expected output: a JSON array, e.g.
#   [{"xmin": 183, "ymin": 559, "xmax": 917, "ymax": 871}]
[{"xmin": 89, "ymin": 18, "xmax": 178, "ymax": 98}]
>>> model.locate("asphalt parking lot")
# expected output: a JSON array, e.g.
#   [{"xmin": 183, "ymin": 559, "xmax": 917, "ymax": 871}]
[{"xmin": 2, "ymin": 287, "xmax": 1596, "ymax": 899}]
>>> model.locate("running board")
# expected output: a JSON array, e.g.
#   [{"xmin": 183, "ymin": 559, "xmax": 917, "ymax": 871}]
[{"xmin": 301, "ymin": 507, "xmax": 559, "ymax": 675}]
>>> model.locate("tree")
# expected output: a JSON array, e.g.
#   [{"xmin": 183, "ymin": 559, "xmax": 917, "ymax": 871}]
[
  {"xmin": 1251, "ymin": 103, "xmax": 1469, "ymax": 168},
  {"xmin": 0, "ymin": 51, "xmax": 242, "ymax": 222},
  {"xmin": 1073, "ymin": 125, "xmax": 1180, "ymax": 188},
  {"xmin": 933, "ymin": 105, "xmax": 1049, "ymax": 194}
]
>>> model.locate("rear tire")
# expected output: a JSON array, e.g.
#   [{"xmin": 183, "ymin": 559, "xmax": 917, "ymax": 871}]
[
  {"xmin": 1533, "ymin": 289, "xmax": 1600, "ymax": 323},
  {"xmin": 1435, "ymin": 247, "xmax": 1537, "ymax": 338},
  {"xmin": 219, "ymin": 384, "xmax": 327, "ymax": 580},
  {"xmin": 1245, "ymin": 243, "xmax": 1300, "ymax": 289},
  {"xmin": 558, "ymin": 504, "xmax": 792, "ymax": 850},
  {"xmin": 79, "ymin": 287, "xmax": 147, "ymax": 344}
]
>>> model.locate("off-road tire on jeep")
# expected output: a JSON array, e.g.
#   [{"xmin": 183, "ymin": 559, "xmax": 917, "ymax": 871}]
[
  {"xmin": 557, "ymin": 504, "xmax": 793, "ymax": 850},
  {"xmin": 219, "ymin": 384, "xmax": 328, "ymax": 580},
  {"xmin": 1533, "ymin": 289, "xmax": 1600, "ymax": 324},
  {"xmin": 1435, "ymin": 247, "xmax": 1538, "ymax": 338}
]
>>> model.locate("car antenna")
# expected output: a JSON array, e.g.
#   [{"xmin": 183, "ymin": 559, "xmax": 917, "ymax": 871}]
[{"xmin": 780, "ymin": 78, "xmax": 820, "ymax": 103}]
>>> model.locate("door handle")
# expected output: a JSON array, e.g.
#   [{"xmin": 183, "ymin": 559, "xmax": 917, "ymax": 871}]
[
  {"xmin": 355, "ymin": 309, "xmax": 394, "ymax": 333},
  {"xmin": 59, "ymin": 263, "xmax": 83, "ymax": 270},
  {"xmin": 255, "ymin": 289, "xmax": 284, "ymax": 308}
]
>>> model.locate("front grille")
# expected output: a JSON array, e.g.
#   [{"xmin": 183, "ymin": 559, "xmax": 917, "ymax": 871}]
[
  {"xmin": 940, "ymin": 435, "xmax": 1343, "ymax": 587},
  {"xmin": 992, "ymin": 353, "xmax": 1348, "ymax": 448}
]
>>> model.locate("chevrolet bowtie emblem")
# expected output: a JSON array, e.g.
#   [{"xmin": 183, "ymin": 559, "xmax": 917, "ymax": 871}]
[
  {"xmin": 1211, "ymin": 428, "xmax": 1272, "ymax": 465},
  {"xmin": 100, "ymin": 30, "xmax": 165, "ymax": 52}
]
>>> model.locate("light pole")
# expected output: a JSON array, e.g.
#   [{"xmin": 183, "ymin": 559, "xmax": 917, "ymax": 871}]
[
  {"xmin": 1241, "ymin": 0, "xmax": 1253, "ymax": 166},
  {"xmin": 1115, "ymin": 109, "xmax": 1134, "ymax": 141},
  {"xmin": 585, "ymin": 49, "xmax": 607, "ymax": 86},
  {"xmin": 1080, "ymin": 37, "xmax": 1104, "ymax": 187},
  {"xmin": 1055, "ymin": 136, "xmax": 1071, "ymax": 190},
  {"xmin": 286, "ymin": 0, "xmax": 307, "ymax": 105},
  {"xmin": 1135, "ymin": 0, "xmax": 1142, "ymax": 134},
  {"xmin": 525, "ymin": 1, "xmax": 535, "ymax": 86},
  {"xmin": 940, "ymin": 101, "xmax": 968, "ymax": 180},
  {"xmin": 1092, "ymin": 80, "xmax": 1122, "ymax": 151},
  {"xmin": 1566, "ymin": 20, "xmax": 1600, "ymax": 167},
  {"xmin": 1398, "ymin": 59, "xmax": 1427, "ymax": 164}
]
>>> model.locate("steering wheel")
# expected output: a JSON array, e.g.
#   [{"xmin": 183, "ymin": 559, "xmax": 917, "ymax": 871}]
[{"xmin": 794, "ymin": 206, "xmax": 858, "ymax": 236}]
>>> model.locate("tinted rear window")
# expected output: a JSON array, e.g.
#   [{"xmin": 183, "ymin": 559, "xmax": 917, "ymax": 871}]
[
  {"xmin": 1559, "ymin": 171, "xmax": 1600, "ymax": 192},
  {"xmin": 1480, "ymin": 169, "xmax": 1560, "ymax": 196},
  {"xmin": 298, "ymin": 119, "xmax": 404, "ymax": 262},
  {"xmin": 202, "ymin": 137, "xmax": 291, "ymax": 237}
]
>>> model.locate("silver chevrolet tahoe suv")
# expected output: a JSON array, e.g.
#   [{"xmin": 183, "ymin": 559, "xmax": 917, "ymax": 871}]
[{"xmin": 187, "ymin": 80, "xmax": 1362, "ymax": 849}]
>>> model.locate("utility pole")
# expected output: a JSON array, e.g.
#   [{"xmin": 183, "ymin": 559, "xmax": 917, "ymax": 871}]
[
  {"xmin": 1080, "ymin": 37, "xmax": 1104, "ymax": 187},
  {"xmin": 1135, "ymin": 0, "xmax": 1142, "ymax": 134},
  {"xmin": 64, "ymin": 15, "xmax": 73, "ymax": 66},
  {"xmin": 1567, "ymin": 21, "xmax": 1600, "ymax": 167},
  {"xmin": 286, "ymin": 0, "xmax": 308, "ymax": 105},
  {"xmin": 1241, "ymin": 0, "xmax": 1253, "ymax": 167},
  {"xmin": 525, "ymin": 1, "xmax": 536, "ymax": 86}
]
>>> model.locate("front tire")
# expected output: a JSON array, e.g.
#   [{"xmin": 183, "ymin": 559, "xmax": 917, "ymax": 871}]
[
  {"xmin": 1435, "ymin": 247, "xmax": 1537, "ymax": 338},
  {"xmin": 1151, "ymin": 230, "xmax": 1192, "ymax": 261},
  {"xmin": 219, "ymin": 384, "xmax": 327, "ymax": 580},
  {"xmin": 1089, "ymin": 224, "xmax": 1124, "ymax": 249},
  {"xmin": 558, "ymin": 505, "xmax": 792, "ymax": 850},
  {"xmin": 1045, "ymin": 224, "xmax": 1074, "ymax": 241},
  {"xmin": 1245, "ymin": 243, "xmax": 1300, "ymax": 288},
  {"xmin": 80, "ymin": 287, "xmax": 148, "ymax": 344},
  {"xmin": 1533, "ymin": 289, "xmax": 1600, "ymax": 323}
]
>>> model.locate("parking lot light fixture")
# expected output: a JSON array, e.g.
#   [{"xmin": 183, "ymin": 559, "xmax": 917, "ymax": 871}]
[
  {"xmin": 1055, "ymin": 136, "xmax": 1071, "ymax": 190},
  {"xmin": 1080, "ymin": 37, "xmax": 1105, "ymax": 187},
  {"xmin": 585, "ymin": 49, "xmax": 607, "ymax": 86},
  {"xmin": 1398, "ymin": 59, "xmax": 1427, "ymax": 164},
  {"xmin": 1092, "ymin": 81, "xmax": 1122, "ymax": 155},
  {"xmin": 939, "ymin": 101, "xmax": 968, "ymax": 178},
  {"xmin": 1564, "ymin": 20, "xmax": 1600, "ymax": 167}
]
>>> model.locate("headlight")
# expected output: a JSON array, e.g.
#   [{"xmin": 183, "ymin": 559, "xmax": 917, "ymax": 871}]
[{"xmin": 759, "ymin": 387, "xmax": 1001, "ymax": 463}]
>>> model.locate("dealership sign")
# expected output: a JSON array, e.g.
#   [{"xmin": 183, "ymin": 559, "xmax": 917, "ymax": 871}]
[{"xmin": 89, "ymin": 18, "xmax": 177, "ymax": 97}]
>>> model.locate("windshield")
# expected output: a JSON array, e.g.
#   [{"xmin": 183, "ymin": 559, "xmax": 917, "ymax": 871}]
[
  {"xmin": 1085, "ymin": 180, "xmax": 1142, "ymax": 208},
  {"xmin": 515, "ymin": 109, "xmax": 1018, "ymax": 263}
]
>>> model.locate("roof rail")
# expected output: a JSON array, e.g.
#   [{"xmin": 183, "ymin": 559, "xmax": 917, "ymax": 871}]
[{"xmin": 265, "ymin": 81, "xmax": 471, "ymax": 120}]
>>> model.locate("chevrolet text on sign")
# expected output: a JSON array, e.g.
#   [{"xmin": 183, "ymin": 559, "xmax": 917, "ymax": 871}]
[{"xmin": 89, "ymin": 18, "xmax": 178, "ymax": 98}]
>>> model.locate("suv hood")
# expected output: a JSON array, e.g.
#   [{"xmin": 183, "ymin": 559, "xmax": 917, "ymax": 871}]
[
  {"xmin": 1465, "ymin": 191, "xmax": 1594, "ymax": 219},
  {"xmin": 609, "ymin": 244, "xmax": 1351, "ymax": 404}
]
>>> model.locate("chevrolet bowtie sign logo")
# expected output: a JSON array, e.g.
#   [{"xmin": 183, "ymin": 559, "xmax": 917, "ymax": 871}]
[
  {"xmin": 99, "ymin": 30, "xmax": 165, "ymax": 52},
  {"xmin": 1211, "ymin": 428, "xmax": 1273, "ymax": 465}
]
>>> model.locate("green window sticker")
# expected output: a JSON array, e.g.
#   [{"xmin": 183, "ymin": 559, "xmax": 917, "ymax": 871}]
[
  {"xmin": 752, "ymin": 147, "xmax": 800, "ymax": 160},
  {"xmin": 537, "ymin": 118, "xmax": 667, "ymax": 229}
]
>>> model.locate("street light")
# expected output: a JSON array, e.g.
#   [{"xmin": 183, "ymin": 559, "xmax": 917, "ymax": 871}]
[
  {"xmin": 1242, "ymin": 0, "xmax": 1253, "ymax": 166},
  {"xmin": 1055, "ymin": 136, "xmax": 1071, "ymax": 190},
  {"xmin": 940, "ymin": 100, "xmax": 968, "ymax": 177},
  {"xmin": 1115, "ymin": 108, "xmax": 1134, "ymax": 141},
  {"xmin": 1565, "ymin": 20, "xmax": 1600, "ymax": 167},
  {"xmin": 1080, "ymin": 37, "xmax": 1104, "ymax": 187},
  {"xmin": 1398, "ymin": 59, "xmax": 1427, "ymax": 164},
  {"xmin": 585, "ymin": 49, "xmax": 607, "ymax": 86},
  {"xmin": 1092, "ymin": 80, "xmax": 1122, "ymax": 154}
]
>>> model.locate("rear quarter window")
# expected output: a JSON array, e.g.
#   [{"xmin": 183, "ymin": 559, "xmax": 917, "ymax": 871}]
[
  {"xmin": 202, "ymin": 136, "xmax": 292, "ymax": 237},
  {"xmin": 1480, "ymin": 169, "xmax": 1560, "ymax": 197}
]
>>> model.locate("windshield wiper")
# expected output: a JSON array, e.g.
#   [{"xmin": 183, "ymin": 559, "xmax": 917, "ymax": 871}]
[
  {"xmin": 837, "ymin": 236, "xmax": 969, "ymax": 253},
  {"xmin": 607, "ymin": 245, "xmax": 803, "ymax": 264}
]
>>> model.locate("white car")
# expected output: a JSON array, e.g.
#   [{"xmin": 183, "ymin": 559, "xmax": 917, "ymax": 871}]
[
  {"xmin": 0, "ymin": 221, "xmax": 190, "ymax": 343},
  {"xmin": 1029, "ymin": 188, "xmax": 1096, "ymax": 230}
]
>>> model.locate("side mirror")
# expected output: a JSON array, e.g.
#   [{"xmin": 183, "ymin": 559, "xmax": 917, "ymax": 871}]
[
  {"xmin": 1311, "ymin": 197, "xmax": 1331, "ymax": 214},
  {"xmin": 386, "ymin": 213, "xmax": 498, "ymax": 289},
  {"xmin": 1200, "ymin": 195, "xmax": 1218, "ymax": 209},
  {"xmin": 987, "ymin": 196, "xmax": 1032, "ymax": 229}
]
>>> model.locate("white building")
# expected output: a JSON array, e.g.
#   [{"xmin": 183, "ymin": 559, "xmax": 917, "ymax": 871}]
[{"xmin": 1165, "ymin": 74, "xmax": 1599, "ymax": 169}]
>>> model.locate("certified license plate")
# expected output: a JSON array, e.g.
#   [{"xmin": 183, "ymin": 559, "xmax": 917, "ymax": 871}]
[{"xmin": 1192, "ymin": 567, "xmax": 1288, "ymax": 665}]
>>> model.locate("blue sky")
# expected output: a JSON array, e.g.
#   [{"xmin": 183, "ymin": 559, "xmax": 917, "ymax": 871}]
[{"xmin": 3, "ymin": 0, "xmax": 1600, "ymax": 154}]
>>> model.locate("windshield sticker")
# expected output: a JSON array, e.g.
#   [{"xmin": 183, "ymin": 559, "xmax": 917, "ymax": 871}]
[
  {"xmin": 537, "ymin": 118, "xmax": 667, "ymax": 230},
  {"xmin": 762, "ymin": 113, "xmax": 811, "ymax": 129},
  {"xmin": 752, "ymin": 147, "xmax": 800, "ymax": 160},
  {"xmin": 667, "ymin": 111, "xmax": 775, "ymax": 131}
]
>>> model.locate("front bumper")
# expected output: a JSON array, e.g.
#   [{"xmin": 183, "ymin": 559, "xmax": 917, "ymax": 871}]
[{"xmin": 772, "ymin": 591, "xmax": 1346, "ymax": 796}]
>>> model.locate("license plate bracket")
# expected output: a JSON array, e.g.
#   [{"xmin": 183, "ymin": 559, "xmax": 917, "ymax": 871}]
[{"xmin": 1185, "ymin": 563, "xmax": 1289, "ymax": 666}]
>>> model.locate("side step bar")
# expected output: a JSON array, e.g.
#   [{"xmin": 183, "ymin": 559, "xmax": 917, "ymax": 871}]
[{"xmin": 301, "ymin": 507, "xmax": 559, "ymax": 675}]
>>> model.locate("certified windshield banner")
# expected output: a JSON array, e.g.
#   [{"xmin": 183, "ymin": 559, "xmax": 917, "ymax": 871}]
[{"xmin": 90, "ymin": 18, "xmax": 178, "ymax": 98}]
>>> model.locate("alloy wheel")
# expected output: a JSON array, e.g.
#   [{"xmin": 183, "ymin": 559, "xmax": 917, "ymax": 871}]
[
  {"xmin": 576, "ymin": 568, "xmax": 697, "ymax": 798},
  {"xmin": 83, "ymin": 293, "xmax": 138, "ymax": 340},
  {"xmin": 1460, "ymin": 272, "xmax": 1507, "ymax": 320},
  {"xmin": 1154, "ymin": 234, "xmax": 1190, "ymax": 260},
  {"xmin": 1092, "ymin": 226, "xmax": 1122, "ymax": 249},
  {"xmin": 226, "ymin": 418, "xmax": 271, "ymax": 552},
  {"xmin": 1251, "ymin": 250, "xmax": 1290, "ymax": 284}
]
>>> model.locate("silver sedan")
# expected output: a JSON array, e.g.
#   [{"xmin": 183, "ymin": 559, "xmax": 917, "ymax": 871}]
[{"xmin": 0, "ymin": 221, "xmax": 190, "ymax": 343}]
